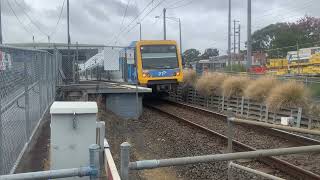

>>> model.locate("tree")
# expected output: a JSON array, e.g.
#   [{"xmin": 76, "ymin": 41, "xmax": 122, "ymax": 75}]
[
  {"xmin": 201, "ymin": 48, "xmax": 219, "ymax": 59},
  {"xmin": 183, "ymin": 48, "xmax": 201, "ymax": 63},
  {"xmin": 251, "ymin": 16, "xmax": 320, "ymax": 58}
]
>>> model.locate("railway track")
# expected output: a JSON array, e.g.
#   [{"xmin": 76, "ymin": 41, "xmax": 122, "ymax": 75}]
[{"xmin": 144, "ymin": 100, "xmax": 320, "ymax": 180}]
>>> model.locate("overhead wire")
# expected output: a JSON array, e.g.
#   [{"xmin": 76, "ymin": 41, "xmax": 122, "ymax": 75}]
[
  {"xmin": 14, "ymin": 0, "xmax": 49, "ymax": 37},
  {"xmin": 166, "ymin": 0, "xmax": 194, "ymax": 9},
  {"xmin": 38, "ymin": 0, "xmax": 66, "ymax": 42},
  {"xmin": 124, "ymin": 0, "xmax": 166, "ymax": 35},
  {"xmin": 120, "ymin": 0, "xmax": 131, "ymax": 28},
  {"xmin": 107, "ymin": 0, "xmax": 155, "ymax": 45},
  {"xmin": 5, "ymin": 0, "xmax": 33, "ymax": 35},
  {"xmin": 110, "ymin": 0, "xmax": 167, "ymax": 45}
]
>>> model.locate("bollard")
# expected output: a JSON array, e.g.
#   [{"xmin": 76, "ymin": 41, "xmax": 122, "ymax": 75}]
[
  {"xmin": 97, "ymin": 121, "xmax": 105, "ymax": 169},
  {"xmin": 120, "ymin": 142, "xmax": 131, "ymax": 180},
  {"xmin": 227, "ymin": 161, "xmax": 234, "ymax": 180},
  {"xmin": 227, "ymin": 108, "xmax": 234, "ymax": 153},
  {"xmin": 89, "ymin": 144, "xmax": 100, "ymax": 180}
]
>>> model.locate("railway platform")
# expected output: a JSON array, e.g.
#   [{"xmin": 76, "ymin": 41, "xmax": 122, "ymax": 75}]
[{"xmin": 57, "ymin": 80, "xmax": 152, "ymax": 119}]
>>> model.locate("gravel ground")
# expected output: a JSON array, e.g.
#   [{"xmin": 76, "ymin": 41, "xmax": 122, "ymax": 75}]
[
  {"xmin": 101, "ymin": 97, "xmax": 293, "ymax": 180},
  {"xmin": 150, "ymin": 101, "xmax": 320, "ymax": 176}
]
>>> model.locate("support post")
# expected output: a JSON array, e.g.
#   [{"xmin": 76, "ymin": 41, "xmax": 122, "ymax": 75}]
[
  {"xmin": 0, "ymin": 0, "xmax": 2, "ymax": 44},
  {"xmin": 247, "ymin": 0, "xmax": 252, "ymax": 70},
  {"xmin": 227, "ymin": 162, "xmax": 234, "ymax": 180},
  {"xmin": 0, "ymin": 96, "xmax": 3, "ymax": 174},
  {"xmin": 228, "ymin": 0, "xmax": 231, "ymax": 69},
  {"xmin": 39, "ymin": 53, "xmax": 43, "ymax": 114},
  {"xmin": 89, "ymin": 144, "xmax": 100, "ymax": 180},
  {"xmin": 265, "ymin": 106, "xmax": 269, "ymax": 122},
  {"xmin": 163, "ymin": 8, "xmax": 166, "ymax": 40},
  {"xmin": 222, "ymin": 96, "xmax": 225, "ymax": 111},
  {"xmin": 240, "ymin": 96, "xmax": 244, "ymax": 116},
  {"xmin": 24, "ymin": 61, "xmax": 31, "ymax": 139},
  {"xmin": 120, "ymin": 142, "xmax": 131, "ymax": 180},
  {"xmin": 76, "ymin": 42, "xmax": 79, "ymax": 83},
  {"xmin": 97, "ymin": 122, "xmax": 105, "ymax": 169},
  {"xmin": 296, "ymin": 107, "xmax": 302, "ymax": 128},
  {"xmin": 227, "ymin": 108, "xmax": 233, "ymax": 153},
  {"xmin": 308, "ymin": 117, "xmax": 312, "ymax": 129},
  {"xmin": 179, "ymin": 18, "xmax": 182, "ymax": 56}
]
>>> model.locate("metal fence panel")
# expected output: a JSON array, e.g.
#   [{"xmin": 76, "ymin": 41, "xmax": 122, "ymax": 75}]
[{"xmin": 0, "ymin": 46, "xmax": 62, "ymax": 175}]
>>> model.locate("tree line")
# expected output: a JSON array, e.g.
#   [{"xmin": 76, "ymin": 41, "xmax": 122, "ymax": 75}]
[{"xmin": 183, "ymin": 16, "xmax": 320, "ymax": 63}]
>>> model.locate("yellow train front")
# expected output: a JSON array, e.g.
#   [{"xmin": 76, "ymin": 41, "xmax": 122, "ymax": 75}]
[{"xmin": 122, "ymin": 40, "xmax": 183, "ymax": 92}]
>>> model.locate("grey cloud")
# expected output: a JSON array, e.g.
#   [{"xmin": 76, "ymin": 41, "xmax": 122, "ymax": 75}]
[{"xmin": 3, "ymin": 0, "xmax": 320, "ymax": 53}]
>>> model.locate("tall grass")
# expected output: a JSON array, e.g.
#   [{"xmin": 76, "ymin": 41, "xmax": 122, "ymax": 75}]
[
  {"xmin": 195, "ymin": 72, "xmax": 227, "ymax": 96},
  {"xmin": 244, "ymin": 76, "xmax": 279, "ymax": 102},
  {"xmin": 183, "ymin": 69, "xmax": 197, "ymax": 87},
  {"xmin": 222, "ymin": 76, "xmax": 251, "ymax": 98},
  {"xmin": 266, "ymin": 80, "xmax": 311, "ymax": 111}
]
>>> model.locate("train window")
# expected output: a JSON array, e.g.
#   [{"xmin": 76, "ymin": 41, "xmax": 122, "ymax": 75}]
[{"xmin": 140, "ymin": 45, "xmax": 179, "ymax": 69}]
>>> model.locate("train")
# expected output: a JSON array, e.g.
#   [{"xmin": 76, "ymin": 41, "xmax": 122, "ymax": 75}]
[{"xmin": 80, "ymin": 40, "xmax": 184, "ymax": 92}]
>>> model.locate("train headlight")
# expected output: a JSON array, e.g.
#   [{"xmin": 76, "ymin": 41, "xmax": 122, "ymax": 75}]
[
  {"xmin": 173, "ymin": 71, "xmax": 180, "ymax": 76},
  {"xmin": 142, "ymin": 71, "xmax": 151, "ymax": 78}
]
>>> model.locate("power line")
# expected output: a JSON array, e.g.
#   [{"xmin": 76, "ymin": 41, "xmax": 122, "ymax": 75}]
[
  {"xmin": 165, "ymin": 0, "xmax": 188, "ymax": 7},
  {"xmin": 107, "ymin": 0, "xmax": 155, "ymax": 45},
  {"xmin": 120, "ymin": 0, "xmax": 131, "ymax": 27},
  {"xmin": 110, "ymin": 0, "xmax": 166, "ymax": 45},
  {"xmin": 38, "ymin": 0, "xmax": 66, "ymax": 42},
  {"xmin": 14, "ymin": 0, "xmax": 49, "ymax": 36},
  {"xmin": 49, "ymin": 0, "xmax": 66, "ymax": 37},
  {"xmin": 5, "ymin": 0, "xmax": 33, "ymax": 35},
  {"xmin": 166, "ymin": 0, "xmax": 194, "ymax": 9},
  {"xmin": 124, "ymin": 0, "xmax": 166, "ymax": 35}
]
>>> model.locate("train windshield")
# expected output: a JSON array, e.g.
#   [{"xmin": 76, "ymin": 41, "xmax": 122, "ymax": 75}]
[{"xmin": 140, "ymin": 45, "xmax": 179, "ymax": 69}]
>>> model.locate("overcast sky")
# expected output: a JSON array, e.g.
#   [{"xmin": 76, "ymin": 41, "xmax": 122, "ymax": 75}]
[{"xmin": 2, "ymin": 0, "xmax": 320, "ymax": 54}]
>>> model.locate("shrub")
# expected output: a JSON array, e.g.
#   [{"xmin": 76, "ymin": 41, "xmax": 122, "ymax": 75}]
[
  {"xmin": 183, "ymin": 69, "xmax": 197, "ymax": 87},
  {"xmin": 195, "ymin": 72, "xmax": 228, "ymax": 96},
  {"xmin": 222, "ymin": 76, "xmax": 251, "ymax": 98},
  {"xmin": 266, "ymin": 80, "xmax": 311, "ymax": 112},
  {"xmin": 244, "ymin": 76, "xmax": 279, "ymax": 102}
]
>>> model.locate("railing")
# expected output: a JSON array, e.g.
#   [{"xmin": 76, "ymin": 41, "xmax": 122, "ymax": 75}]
[
  {"xmin": 0, "ymin": 45, "xmax": 62, "ymax": 175},
  {"xmin": 168, "ymin": 86, "xmax": 320, "ymax": 129}
]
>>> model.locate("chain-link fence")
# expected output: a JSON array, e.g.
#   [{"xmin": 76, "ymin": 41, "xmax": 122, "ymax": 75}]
[
  {"xmin": 0, "ymin": 45, "xmax": 62, "ymax": 175},
  {"xmin": 57, "ymin": 45, "xmax": 125, "ymax": 83}
]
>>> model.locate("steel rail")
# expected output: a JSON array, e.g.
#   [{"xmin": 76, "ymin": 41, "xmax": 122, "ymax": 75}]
[
  {"xmin": 144, "ymin": 103, "xmax": 320, "ymax": 180},
  {"xmin": 164, "ymin": 100, "xmax": 320, "ymax": 146}
]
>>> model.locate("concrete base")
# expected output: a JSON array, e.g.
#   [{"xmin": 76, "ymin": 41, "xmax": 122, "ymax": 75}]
[{"xmin": 106, "ymin": 93, "xmax": 143, "ymax": 119}]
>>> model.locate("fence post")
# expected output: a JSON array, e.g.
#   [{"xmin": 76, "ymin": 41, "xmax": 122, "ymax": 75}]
[
  {"xmin": 24, "ymin": 61, "xmax": 31, "ymax": 140},
  {"xmin": 39, "ymin": 53, "xmax": 43, "ymax": 115},
  {"xmin": 89, "ymin": 144, "xmax": 101, "ymax": 180},
  {"xmin": 240, "ymin": 96, "xmax": 244, "ymax": 116},
  {"xmin": 227, "ymin": 162, "xmax": 234, "ymax": 180},
  {"xmin": 222, "ymin": 96, "xmax": 225, "ymax": 111},
  {"xmin": 296, "ymin": 107, "xmax": 302, "ymax": 128},
  {"xmin": 227, "ymin": 108, "xmax": 234, "ymax": 153},
  {"xmin": 246, "ymin": 99, "xmax": 250, "ymax": 118},
  {"xmin": 259, "ymin": 104, "xmax": 263, "ymax": 121},
  {"xmin": 45, "ymin": 54, "xmax": 49, "ymax": 106},
  {"xmin": 308, "ymin": 117, "xmax": 312, "ymax": 129},
  {"xmin": 0, "ymin": 97, "xmax": 3, "ymax": 175},
  {"xmin": 265, "ymin": 106, "xmax": 269, "ymax": 122},
  {"xmin": 97, "ymin": 122, "xmax": 105, "ymax": 169},
  {"xmin": 120, "ymin": 142, "xmax": 131, "ymax": 180}
]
